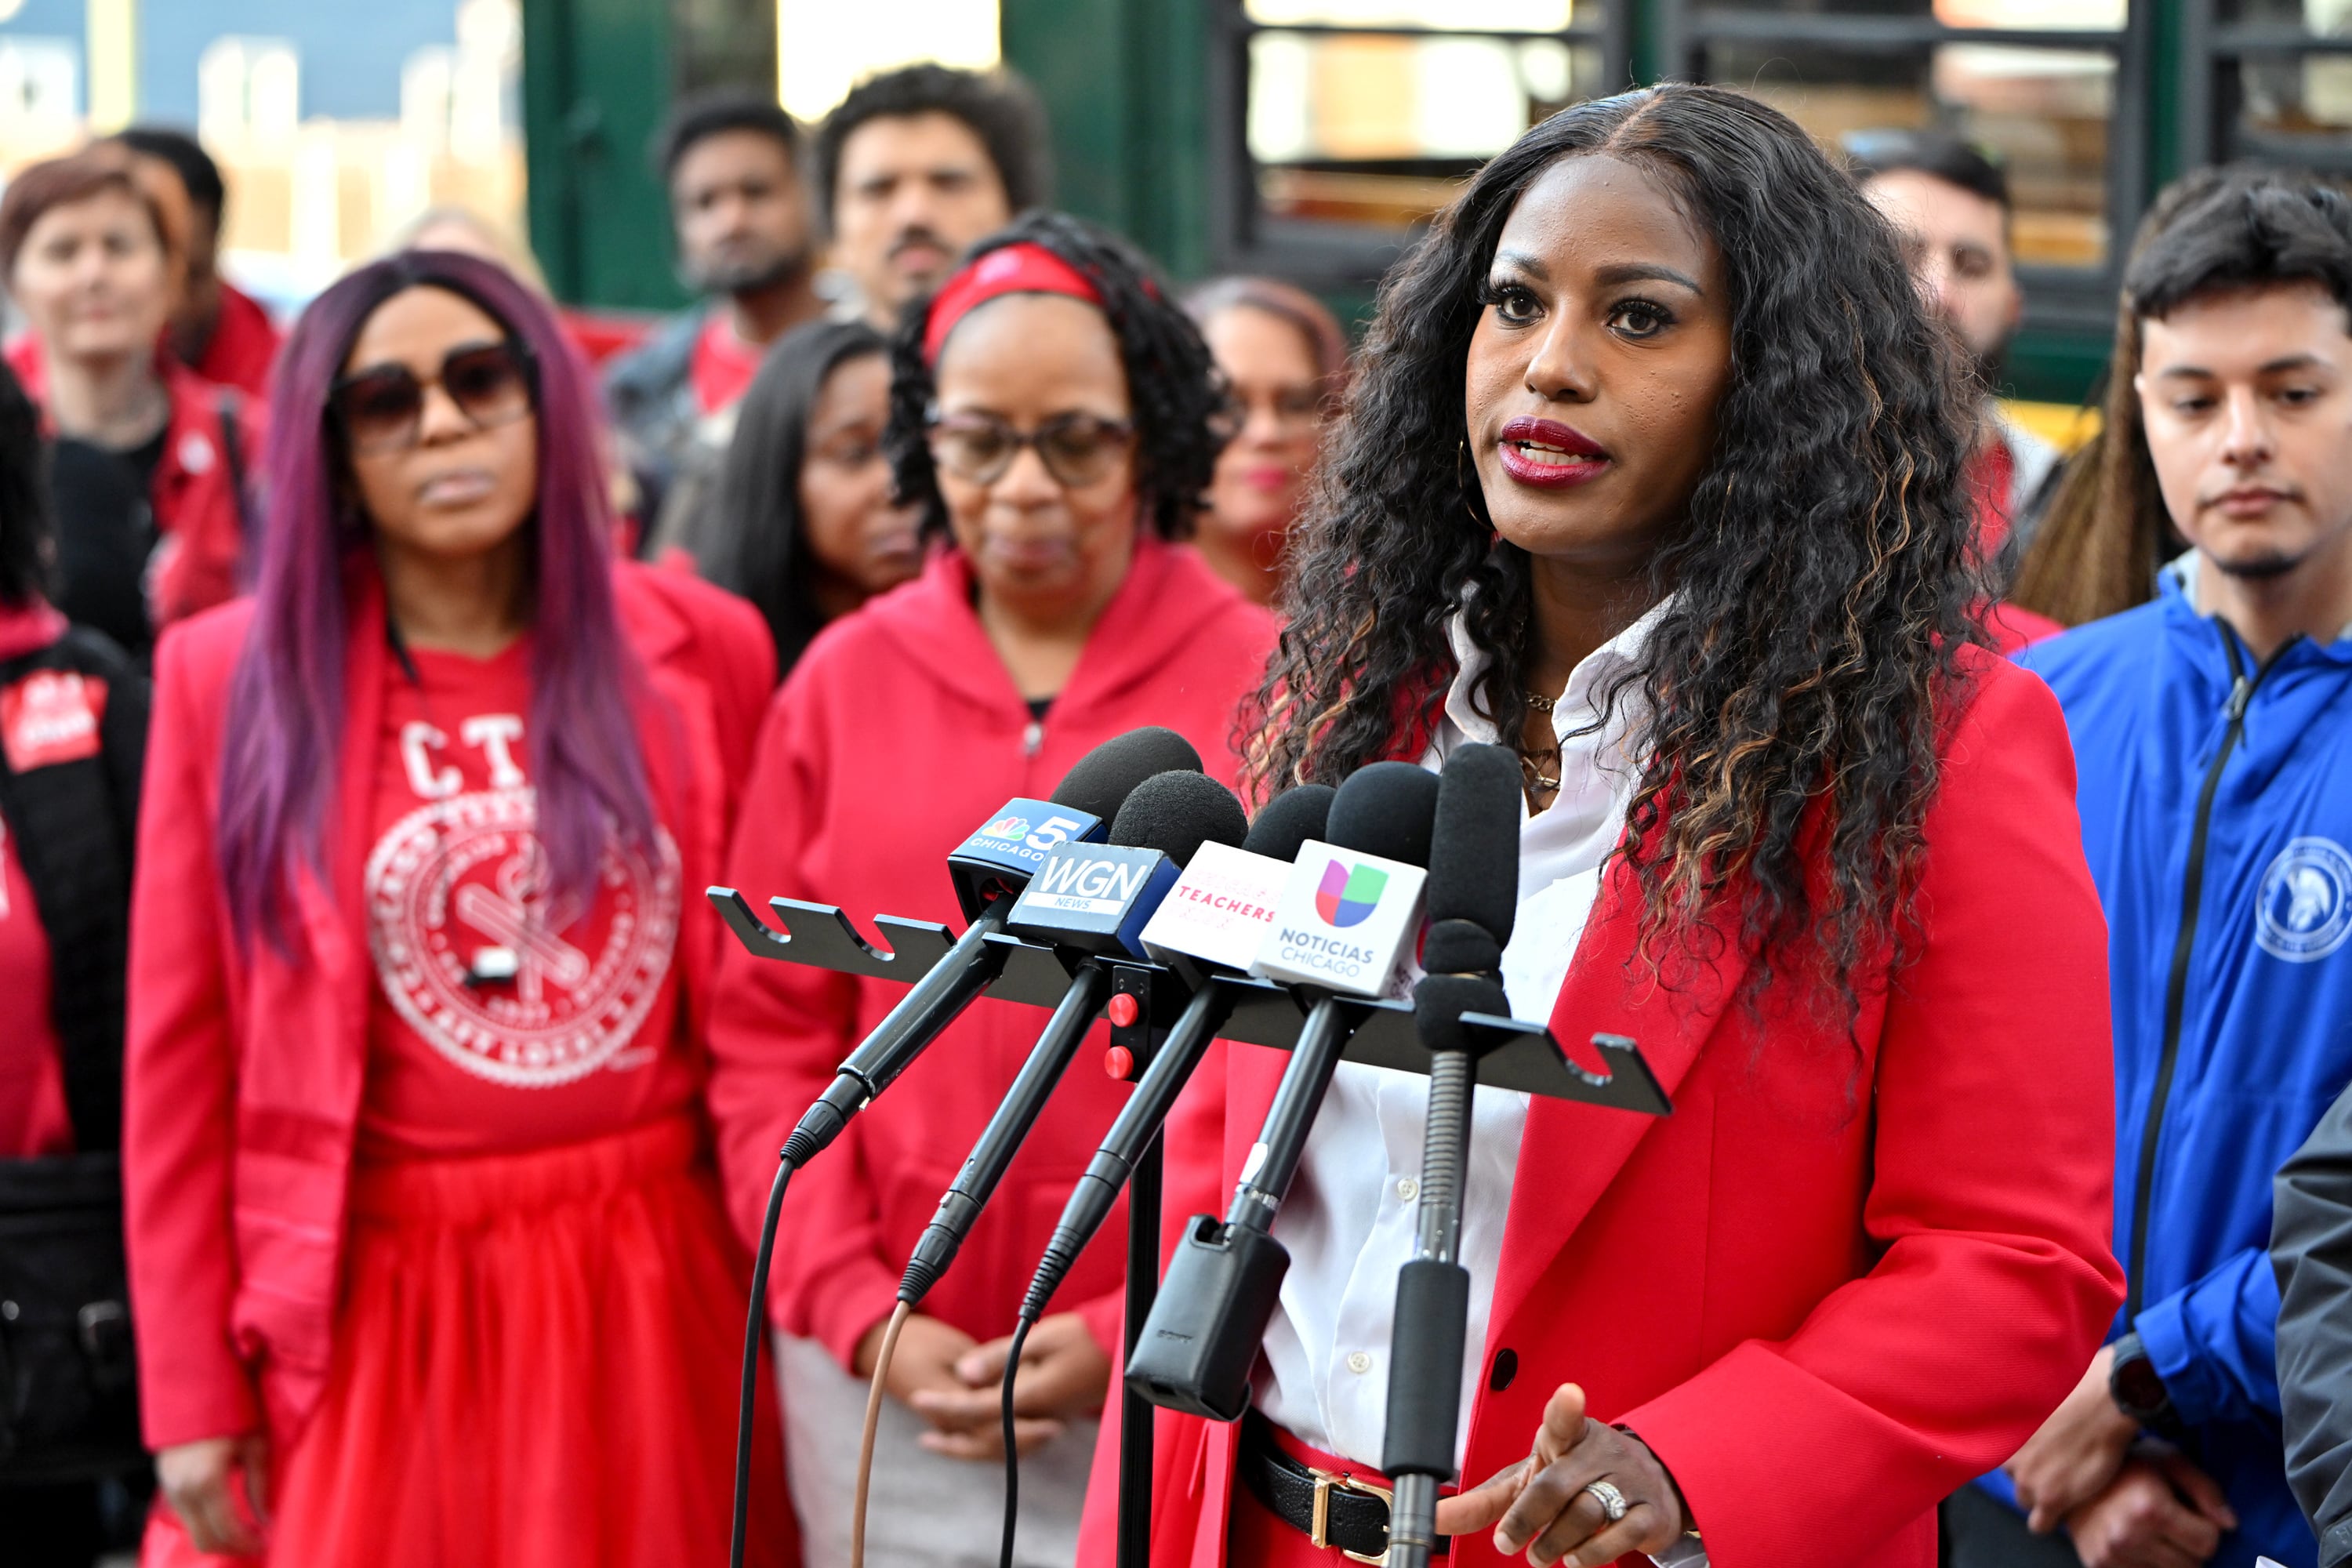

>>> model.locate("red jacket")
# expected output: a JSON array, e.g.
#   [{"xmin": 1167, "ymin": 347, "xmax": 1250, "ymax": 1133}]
[
  {"xmin": 706, "ymin": 537, "xmax": 1279, "ymax": 1367},
  {"xmin": 4, "ymin": 339, "xmax": 256, "ymax": 630},
  {"xmin": 122, "ymin": 561, "xmax": 775, "ymax": 1450},
  {"xmin": 189, "ymin": 283, "xmax": 281, "ymax": 401},
  {"xmin": 1079, "ymin": 648, "xmax": 2125, "ymax": 1568}
]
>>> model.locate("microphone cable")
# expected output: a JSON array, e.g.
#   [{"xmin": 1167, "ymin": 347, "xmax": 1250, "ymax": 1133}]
[
  {"xmin": 850, "ymin": 1300, "xmax": 914, "ymax": 1568},
  {"xmin": 730, "ymin": 1153, "xmax": 797, "ymax": 1568},
  {"xmin": 996, "ymin": 1313, "xmax": 1035, "ymax": 1568}
]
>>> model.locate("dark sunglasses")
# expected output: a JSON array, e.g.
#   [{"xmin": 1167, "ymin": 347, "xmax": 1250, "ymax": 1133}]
[
  {"xmin": 925, "ymin": 408, "xmax": 1135, "ymax": 488},
  {"xmin": 328, "ymin": 339, "xmax": 538, "ymax": 455}
]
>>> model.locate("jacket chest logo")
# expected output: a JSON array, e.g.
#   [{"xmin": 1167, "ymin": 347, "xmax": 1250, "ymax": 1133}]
[
  {"xmin": 363, "ymin": 785, "xmax": 683, "ymax": 1084},
  {"xmin": 2257, "ymin": 837, "xmax": 2352, "ymax": 963},
  {"xmin": 0, "ymin": 670, "xmax": 106, "ymax": 771}
]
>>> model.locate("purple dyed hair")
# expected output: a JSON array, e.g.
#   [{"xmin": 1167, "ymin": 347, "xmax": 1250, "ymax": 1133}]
[{"xmin": 217, "ymin": 249, "xmax": 656, "ymax": 950}]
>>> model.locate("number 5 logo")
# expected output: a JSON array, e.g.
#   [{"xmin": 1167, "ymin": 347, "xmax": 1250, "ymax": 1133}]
[{"xmin": 1025, "ymin": 815, "xmax": 1085, "ymax": 853}]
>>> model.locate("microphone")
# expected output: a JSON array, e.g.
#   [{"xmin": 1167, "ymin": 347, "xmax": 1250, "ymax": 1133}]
[
  {"xmin": 1022, "ymin": 782, "xmax": 1338, "ymax": 1325},
  {"xmin": 775, "ymin": 728, "xmax": 1203, "ymax": 1171},
  {"xmin": 895, "ymin": 769, "xmax": 1248, "ymax": 1306},
  {"xmin": 1127, "ymin": 761, "xmax": 1439, "ymax": 1421},
  {"xmin": 1381, "ymin": 742, "xmax": 1521, "ymax": 1566}
]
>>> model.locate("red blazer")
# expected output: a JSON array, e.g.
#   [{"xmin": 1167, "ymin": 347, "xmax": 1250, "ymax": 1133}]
[
  {"xmin": 705, "ymin": 537, "xmax": 1279, "ymax": 1368},
  {"xmin": 122, "ymin": 561, "xmax": 774, "ymax": 1450},
  {"xmin": 1078, "ymin": 648, "xmax": 2124, "ymax": 1568}
]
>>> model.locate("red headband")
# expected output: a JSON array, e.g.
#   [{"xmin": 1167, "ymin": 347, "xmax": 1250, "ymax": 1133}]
[{"xmin": 922, "ymin": 241, "xmax": 1104, "ymax": 366}]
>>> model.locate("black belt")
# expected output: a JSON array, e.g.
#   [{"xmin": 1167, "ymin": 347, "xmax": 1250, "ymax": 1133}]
[{"xmin": 1238, "ymin": 1410, "xmax": 1449, "ymax": 1561}]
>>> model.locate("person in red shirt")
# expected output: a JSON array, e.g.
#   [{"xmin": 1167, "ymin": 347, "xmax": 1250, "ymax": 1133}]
[
  {"xmin": 111, "ymin": 127, "xmax": 283, "ymax": 401},
  {"xmin": 0, "ymin": 151, "xmax": 255, "ymax": 659},
  {"xmin": 0, "ymin": 354, "xmax": 154, "ymax": 1564},
  {"xmin": 1079, "ymin": 84, "xmax": 2121, "ymax": 1568},
  {"xmin": 705, "ymin": 212, "xmax": 1277, "ymax": 1566},
  {"xmin": 604, "ymin": 92, "xmax": 828, "ymax": 524},
  {"xmin": 122, "ymin": 249, "xmax": 793, "ymax": 1568}
]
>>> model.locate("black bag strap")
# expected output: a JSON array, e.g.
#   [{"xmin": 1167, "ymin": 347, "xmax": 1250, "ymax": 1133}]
[{"xmin": 217, "ymin": 392, "xmax": 254, "ymax": 543}]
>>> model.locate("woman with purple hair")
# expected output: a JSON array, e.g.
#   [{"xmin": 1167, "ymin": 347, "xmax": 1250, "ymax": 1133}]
[{"xmin": 118, "ymin": 249, "xmax": 796, "ymax": 1568}]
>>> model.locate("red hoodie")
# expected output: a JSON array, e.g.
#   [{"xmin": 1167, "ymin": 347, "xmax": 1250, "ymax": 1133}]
[
  {"xmin": 706, "ymin": 536, "xmax": 1278, "ymax": 1367},
  {"xmin": 122, "ymin": 561, "xmax": 775, "ymax": 1451}
]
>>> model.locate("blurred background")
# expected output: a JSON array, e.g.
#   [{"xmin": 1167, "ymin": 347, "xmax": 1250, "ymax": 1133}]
[{"xmin": 5, "ymin": 0, "xmax": 2352, "ymax": 405}]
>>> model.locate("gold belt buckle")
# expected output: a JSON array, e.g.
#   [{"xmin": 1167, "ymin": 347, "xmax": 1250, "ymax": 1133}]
[{"xmin": 1307, "ymin": 1465, "xmax": 1395, "ymax": 1565}]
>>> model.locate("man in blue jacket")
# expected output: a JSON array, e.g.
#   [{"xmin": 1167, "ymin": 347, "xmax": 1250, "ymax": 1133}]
[{"xmin": 1956, "ymin": 169, "xmax": 2352, "ymax": 1568}]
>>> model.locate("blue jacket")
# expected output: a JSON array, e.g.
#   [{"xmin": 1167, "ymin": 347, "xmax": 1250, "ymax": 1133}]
[{"xmin": 1992, "ymin": 569, "xmax": 2352, "ymax": 1566}]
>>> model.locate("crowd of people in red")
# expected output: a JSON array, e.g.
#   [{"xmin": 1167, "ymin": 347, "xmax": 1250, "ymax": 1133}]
[{"xmin": 6, "ymin": 60, "xmax": 2352, "ymax": 1568}]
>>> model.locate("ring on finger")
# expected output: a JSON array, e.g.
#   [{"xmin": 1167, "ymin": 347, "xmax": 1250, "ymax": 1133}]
[{"xmin": 1582, "ymin": 1479, "xmax": 1629, "ymax": 1523}]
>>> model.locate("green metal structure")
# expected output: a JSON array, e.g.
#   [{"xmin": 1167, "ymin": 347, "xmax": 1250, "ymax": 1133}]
[{"xmin": 518, "ymin": 0, "xmax": 2319, "ymax": 407}]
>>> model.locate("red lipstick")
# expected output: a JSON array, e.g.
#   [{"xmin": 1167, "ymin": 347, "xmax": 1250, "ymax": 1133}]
[{"xmin": 1497, "ymin": 417, "xmax": 1609, "ymax": 488}]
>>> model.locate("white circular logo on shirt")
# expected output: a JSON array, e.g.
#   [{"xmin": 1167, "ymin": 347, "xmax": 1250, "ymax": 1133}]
[
  {"xmin": 364, "ymin": 786, "xmax": 682, "ymax": 1085},
  {"xmin": 2256, "ymin": 837, "xmax": 2352, "ymax": 963}
]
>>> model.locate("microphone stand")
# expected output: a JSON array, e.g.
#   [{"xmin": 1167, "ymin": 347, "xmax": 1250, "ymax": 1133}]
[
  {"xmin": 1120, "ymin": 1132, "xmax": 1159, "ymax": 1568},
  {"xmin": 1381, "ymin": 1022, "xmax": 1507, "ymax": 1568}
]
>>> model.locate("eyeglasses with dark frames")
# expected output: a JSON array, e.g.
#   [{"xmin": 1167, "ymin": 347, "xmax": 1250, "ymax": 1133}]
[{"xmin": 924, "ymin": 408, "xmax": 1136, "ymax": 489}]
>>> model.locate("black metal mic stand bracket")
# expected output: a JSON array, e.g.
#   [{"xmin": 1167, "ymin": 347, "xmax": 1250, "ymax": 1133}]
[{"xmin": 710, "ymin": 890, "xmax": 1674, "ymax": 1568}]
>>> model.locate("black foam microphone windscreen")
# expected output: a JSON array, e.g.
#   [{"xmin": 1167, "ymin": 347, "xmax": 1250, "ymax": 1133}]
[
  {"xmin": 1325, "ymin": 760, "xmax": 1441, "ymax": 868},
  {"xmin": 1051, "ymin": 728, "xmax": 1204, "ymax": 822},
  {"xmin": 1109, "ymin": 771, "xmax": 1250, "ymax": 868},
  {"xmin": 1240, "ymin": 783, "xmax": 1337, "ymax": 862},
  {"xmin": 1425, "ymin": 743, "xmax": 1522, "ymax": 945}
]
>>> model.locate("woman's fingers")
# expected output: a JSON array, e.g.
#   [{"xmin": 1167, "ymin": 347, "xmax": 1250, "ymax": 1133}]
[
  {"xmin": 1544, "ymin": 1503, "xmax": 1669, "ymax": 1568},
  {"xmin": 1436, "ymin": 1459, "xmax": 1533, "ymax": 1535},
  {"xmin": 915, "ymin": 1416, "xmax": 1066, "ymax": 1461},
  {"xmin": 954, "ymin": 1332, "xmax": 1015, "ymax": 1388},
  {"xmin": 239, "ymin": 1433, "xmax": 274, "ymax": 1529},
  {"xmin": 905, "ymin": 1384, "xmax": 1004, "ymax": 1433},
  {"xmin": 1530, "ymin": 1383, "xmax": 1589, "ymax": 1466}
]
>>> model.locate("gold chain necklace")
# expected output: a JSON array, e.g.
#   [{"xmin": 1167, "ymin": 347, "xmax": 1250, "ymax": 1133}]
[{"xmin": 1519, "ymin": 691, "xmax": 1561, "ymax": 794}]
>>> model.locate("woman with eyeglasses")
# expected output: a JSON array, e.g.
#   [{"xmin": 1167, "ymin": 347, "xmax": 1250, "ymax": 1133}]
[
  {"xmin": 120, "ymin": 250, "xmax": 795, "ymax": 1568},
  {"xmin": 1184, "ymin": 278, "xmax": 1349, "ymax": 607},
  {"xmin": 706, "ymin": 212, "xmax": 1277, "ymax": 1567}
]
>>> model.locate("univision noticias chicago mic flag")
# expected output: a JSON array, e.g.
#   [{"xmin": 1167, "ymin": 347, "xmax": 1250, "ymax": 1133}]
[{"xmin": 1250, "ymin": 837, "xmax": 1427, "ymax": 996}]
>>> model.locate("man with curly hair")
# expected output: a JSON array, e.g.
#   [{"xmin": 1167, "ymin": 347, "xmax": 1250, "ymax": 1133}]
[
  {"xmin": 1966, "ymin": 167, "xmax": 2352, "ymax": 1568},
  {"xmin": 814, "ymin": 64, "xmax": 1051, "ymax": 332}
]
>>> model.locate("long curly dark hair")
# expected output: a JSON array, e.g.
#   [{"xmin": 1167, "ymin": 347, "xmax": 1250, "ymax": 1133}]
[
  {"xmin": 1248, "ymin": 84, "xmax": 1987, "ymax": 1014},
  {"xmin": 883, "ymin": 209, "xmax": 1224, "ymax": 542}
]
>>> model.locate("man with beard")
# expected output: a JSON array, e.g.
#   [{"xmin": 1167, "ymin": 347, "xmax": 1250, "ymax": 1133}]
[
  {"xmin": 606, "ymin": 91, "xmax": 825, "ymax": 521},
  {"xmin": 812, "ymin": 64, "xmax": 1049, "ymax": 332},
  {"xmin": 1853, "ymin": 129, "xmax": 2059, "ymax": 572}
]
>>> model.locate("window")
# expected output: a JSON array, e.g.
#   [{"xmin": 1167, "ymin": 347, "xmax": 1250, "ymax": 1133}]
[
  {"xmin": 2201, "ymin": 0, "xmax": 2352, "ymax": 175},
  {"xmin": 1211, "ymin": 0, "xmax": 1625, "ymax": 286},
  {"xmin": 1664, "ymin": 0, "xmax": 2141, "ymax": 336}
]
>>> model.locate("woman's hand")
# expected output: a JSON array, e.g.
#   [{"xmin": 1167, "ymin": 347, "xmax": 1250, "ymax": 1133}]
[
  {"xmin": 904, "ymin": 1312, "xmax": 1113, "ymax": 1461},
  {"xmin": 2006, "ymin": 1345, "xmax": 2139, "ymax": 1531},
  {"xmin": 1436, "ymin": 1383, "xmax": 1688, "ymax": 1567},
  {"xmin": 157, "ymin": 1432, "xmax": 272, "ymax": 1557}
]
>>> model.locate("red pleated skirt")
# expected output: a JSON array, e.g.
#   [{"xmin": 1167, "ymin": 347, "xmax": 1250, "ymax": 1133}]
[{"xmin": 143, "ymin": 1115, "xmax": 796, "ymax": 1568}]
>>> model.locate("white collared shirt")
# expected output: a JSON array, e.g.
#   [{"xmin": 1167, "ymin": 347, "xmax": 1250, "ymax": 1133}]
[{"xmin": 1253, "ymin": 597, "xmax": 1671, "ymax": 1471}]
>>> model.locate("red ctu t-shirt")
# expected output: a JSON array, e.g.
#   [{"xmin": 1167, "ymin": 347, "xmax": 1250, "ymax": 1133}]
[
  {"xmin": 688, "ymin": 310, "xmax": 761, "ymax": 416},
  {"xmin": 359, "ymin": 637, "xmax": 693, "ymax": 1160}
]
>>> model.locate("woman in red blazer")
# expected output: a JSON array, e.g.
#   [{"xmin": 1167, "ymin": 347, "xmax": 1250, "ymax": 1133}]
[
  {"xmin": 122, "ymin": 249, "xmax": 792, "ymax": 1567},
  {"xmin": 1076, "ymin": 85, "xmax": 2124, "ymax": 1568},
  {"xmin": 705, "ymin": 211, "xmax": 1276, "ymax": 1566}
]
